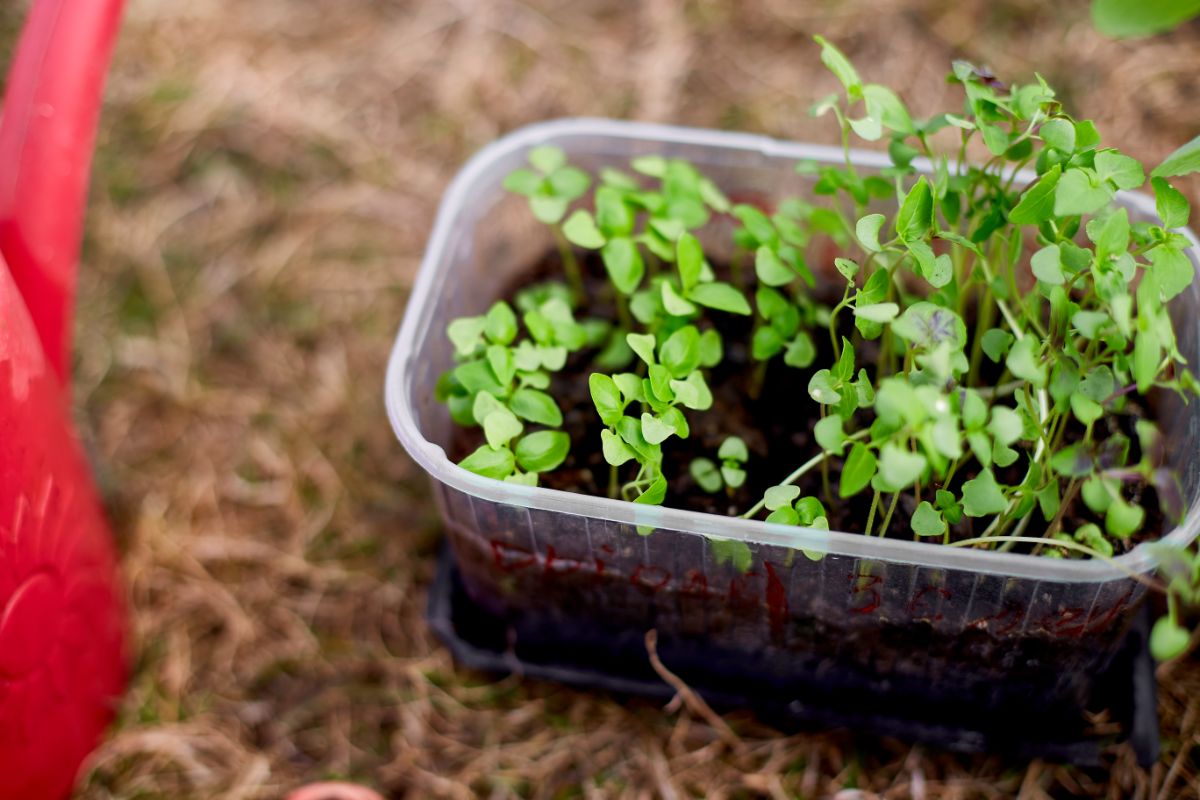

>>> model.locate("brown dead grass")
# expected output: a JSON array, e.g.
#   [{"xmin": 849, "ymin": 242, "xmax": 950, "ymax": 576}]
[{"xmin": 5, "ymin": 0, "xmax": 1198, "ymax": 796}]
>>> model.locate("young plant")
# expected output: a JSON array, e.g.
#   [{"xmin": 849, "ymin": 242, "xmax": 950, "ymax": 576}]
[
  {"xmin": 589, "ymin": 324, "xmax": 718, "ymax": 505},
  {"xmin": 1146, "ymin": 542, "xmax": 1200, "ymax": 660},
  {"xmin": 689, "ymin": 436, "xmax": 750, "ymax": 496},
  {"xmin": 440, "ymin": 35, "xmax": 1200, "ymax": 655},
  {"xmin": 439, "ymin": 295, "xmax": 588, "ymax": 485},
  {"xmin": 503, "ymin": 146, "xmax": 592, "ymax": 298},
  {"xmin": 728, "ymin": 38, "xmax": 1198, "ymax": 561}
]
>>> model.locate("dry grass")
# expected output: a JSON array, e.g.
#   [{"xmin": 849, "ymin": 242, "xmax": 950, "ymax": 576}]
[{"xmin": 4, "ymin": 0, "xmax": 1198, "ymax": 796}]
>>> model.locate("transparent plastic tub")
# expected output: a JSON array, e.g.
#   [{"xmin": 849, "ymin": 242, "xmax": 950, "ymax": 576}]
[{"xmin": 386, "ymin": 118, "xmax": 1200, "ymax": 710}]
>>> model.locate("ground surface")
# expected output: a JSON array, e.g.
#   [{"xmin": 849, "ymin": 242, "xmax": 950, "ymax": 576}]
[{"xmin": 3, "ymin": 0, "xmax": 1200, "ymax": 797}]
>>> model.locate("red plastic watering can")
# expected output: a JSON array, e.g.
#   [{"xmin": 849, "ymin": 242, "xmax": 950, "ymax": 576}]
[{"xmin": 0, "ymin": 0, "xmax": 127, "ymax": 797}]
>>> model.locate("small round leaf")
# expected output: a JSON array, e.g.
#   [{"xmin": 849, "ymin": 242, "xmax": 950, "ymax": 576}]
[{"xmin": 515, "ymin": 431, "xmax": 570, "ymax": 473}]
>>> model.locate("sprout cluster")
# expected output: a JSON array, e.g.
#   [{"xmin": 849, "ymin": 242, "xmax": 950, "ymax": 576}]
[{"xmin": 439, "ymin": 38, "xmax": 1200, "ymax": 658}]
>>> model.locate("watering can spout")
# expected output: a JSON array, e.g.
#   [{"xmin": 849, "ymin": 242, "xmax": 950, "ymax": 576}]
[{"xmin": 0, "ymin": 0, "xmax": 125, "ymax": 379}]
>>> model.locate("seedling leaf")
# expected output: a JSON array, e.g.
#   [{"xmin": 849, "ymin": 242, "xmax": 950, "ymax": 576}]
[
  {"xmin": 961, "ymin": 469, "xmax": 1007, "ymax": 517},
  {"xmin": 459, "ymin": 445, "xmax": 515, "ymax": 480},
  {"xmin": 1153, "ymin": 134, "xmax": 1200, "ymax": 178},
  {"xmin": 840, "ymin": 443, "xmax": 877, "ymax": 498},
  {"xmin": 563, "ymin": 210, "xmax": 606, "ymax": 249},
  {"xmin": 764, "ymin": 485, "xmax": 801, "ymax": 511},
  {"xmin": 690, "ymin": 458, "xmax": 723, "ymax": 492},
  {"xmin": 689, "ymin": 282, "xmax": 752, "ymax": 315},
  {"xmin": 510, "ymin": 388, "xmax": 563, "ymax": 426},
  {"xmin": 912, "ymin": 501, "xmax": 946, "ymax": 537}
]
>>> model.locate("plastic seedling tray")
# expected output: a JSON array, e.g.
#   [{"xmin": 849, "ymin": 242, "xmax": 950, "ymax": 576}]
[
  {"xmin": 386, "ymin": 118, "xmax": 1200, "ymax": 736},
  {"xmin": 426, "ymin": 543, "xmax": 1160, "ymax": 767}
]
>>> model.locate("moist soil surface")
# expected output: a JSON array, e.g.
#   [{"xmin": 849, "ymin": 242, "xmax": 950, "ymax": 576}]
[{"xmin": 452, "ymin": 250, "xmax": 1167, "ymax": 554}]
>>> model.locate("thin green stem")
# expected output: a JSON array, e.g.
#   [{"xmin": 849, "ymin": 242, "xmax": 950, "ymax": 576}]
[
  {"xmin": 740, "ymin": 430, "xmax": 870, "ymax": 520},
  {"xmin": 615, "ymin": 291, "xmax": 633, "ymax": 330},
  {"xmin": 554, "ymin": 229, "xmax": 585, "ymax": 302},
  {"xmin": 952, "ymin": 246, "xmax": 968, "ymax": 321},
  {"xmin": 942, "ymin": 455, "xmax": 965, "ymax": 488},
  {"xmin": 878, "ymin": 265, "xmax": 897, "ymax": 378},
  {"xmin": 984, "ymin": 263, "xmax": 1025, "ymax": 337},
  {"xmin": 1039, "ymin": 477, "xmax": 1081, "ymax": 550},
  {"xmin": 917, "ymin": 134, "xmax": 934, "ymax": 161},
  {"xmin": 878, "ymin": 492, "xmax": 901, "ymax": 538},
  {"xmin": 967, "ymin": 283, "xmax": 995, "ymax": 386},
  {"xmin": 835, "ymin": 106, "xmax": 858, "ymax": 180},
  {"xmin": 749, "ymin": 358, "xmax": 769, "ymax": 400},
  {"xmin": 975, "ymin": 251, "xmax": 1051, "ymax": 462},
  {"xmin": 1001, "ymin": 155, "xmax": 1034, "ymax": 194},
  {"xmin": 731, "ymin": 249, "xmax": 746, "ymax": 290},
  {"xmin": 820, "ymin": 407, "xmax": 832, "ymax": 502},
  {"xmin": 1047, "ymin": 411, "xmax": 1069, "ymax": 456},
  {"xmin": 828, "ymin": 289, "xmax": 853, "ymax": 361},
  {"xmin": 865, "ymin": 491, "xmax": 881, "ymax": 537}
]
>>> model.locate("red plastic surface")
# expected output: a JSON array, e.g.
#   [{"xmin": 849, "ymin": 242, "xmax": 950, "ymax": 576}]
[
  {"xmin": 0, "ymin": 260, "xmax": 126, "ymax": 798},
  {"xmin": 0, "ymin": 1, "xmax": 128, "ymax": 797},
  {"xmin": 0, "ymin": 0, "xmax": 125, "ymax": 379}
]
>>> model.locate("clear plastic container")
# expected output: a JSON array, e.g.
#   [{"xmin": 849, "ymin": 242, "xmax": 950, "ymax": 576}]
[{"xmin": 386, "ymin": 118, "xmax": 1200, "ymax": 708}]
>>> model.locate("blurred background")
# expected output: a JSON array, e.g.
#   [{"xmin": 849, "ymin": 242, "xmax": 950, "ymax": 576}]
[{"xmin": 2, "ymin": 0, "xmax": 1198, "ymax": 797}]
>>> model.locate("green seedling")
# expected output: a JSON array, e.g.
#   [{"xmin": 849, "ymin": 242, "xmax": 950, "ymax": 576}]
[
  {"xmin": 442, "ymin": 36, "xmax": 1200, "ymax": 654},
  {"xmin": 690, "ymin": 436, "xmax": 750, "ymax": 496},
  {"xmin": 503, "ymin": 146, "xmax": 592, "ymax": 299},
  {"xmin": 439, "ymin": 293, "xmax": 597, "ymax": 486}
]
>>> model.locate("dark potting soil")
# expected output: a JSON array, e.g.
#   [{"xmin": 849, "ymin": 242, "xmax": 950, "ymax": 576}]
[{"xmin": 450, "ymin": 250, "xmax": 1168, "ymax": 555}]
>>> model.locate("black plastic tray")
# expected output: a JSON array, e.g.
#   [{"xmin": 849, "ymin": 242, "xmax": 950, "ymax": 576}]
[{"xmin": 427, "ymin": 545, "xmax": 1159, "ymax": 767}]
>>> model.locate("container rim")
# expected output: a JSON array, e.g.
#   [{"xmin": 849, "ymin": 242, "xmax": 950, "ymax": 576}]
[{"xmin": 386, "ymin": 117, "xmax": 1200, "ymax": 584}]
